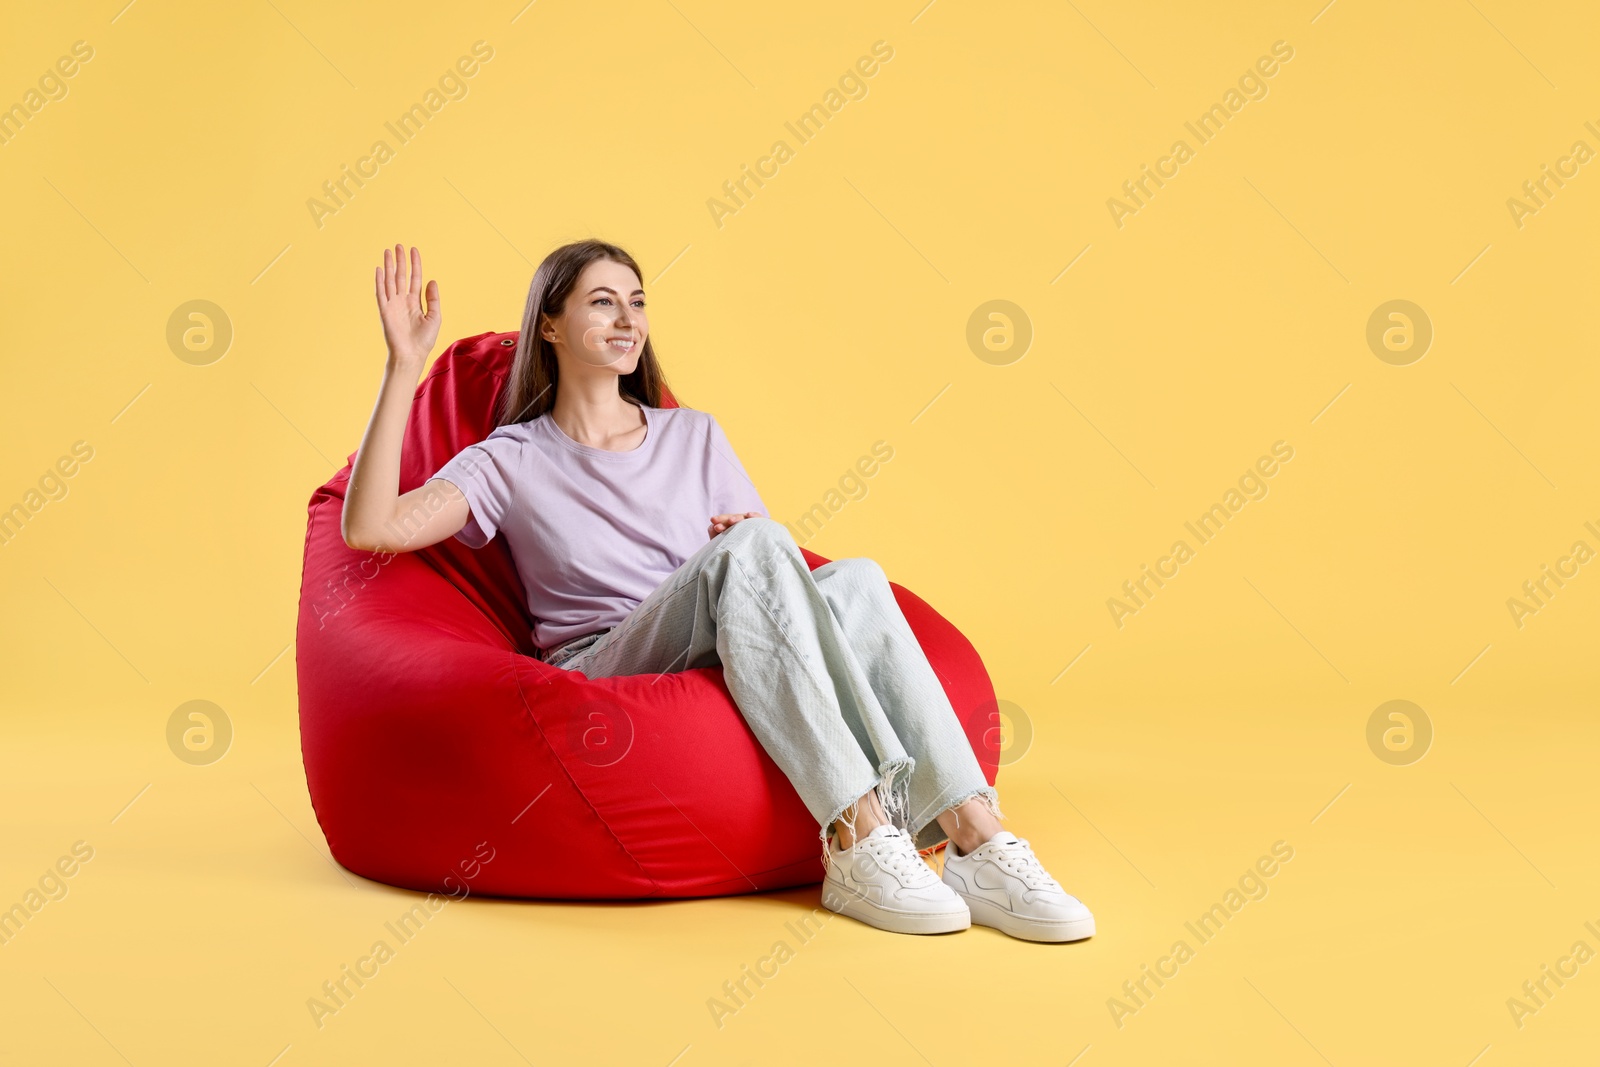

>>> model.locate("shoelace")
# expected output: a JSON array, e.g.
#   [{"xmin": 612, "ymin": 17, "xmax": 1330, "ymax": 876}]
[
  {"xmin": 858, "ymin": 830, "xmax": 938, "ymax": 887},
  {"xmin": 986, "ymin": 837, "xmax": 1063, "ymax": 892}
]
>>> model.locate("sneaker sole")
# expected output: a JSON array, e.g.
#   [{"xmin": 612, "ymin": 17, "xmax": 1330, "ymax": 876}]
[
  {"xmin": 960, "ymin": 893, "xmax": 1096, "ymax": 943},
  {"xmin": 821, "ymin": 883, "xmax": 971, "ymax": 935}
]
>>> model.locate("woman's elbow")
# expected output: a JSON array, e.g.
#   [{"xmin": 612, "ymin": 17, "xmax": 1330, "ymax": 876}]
[{"xmin": 341, "ymin": 518, "xmax": 378, "ymax": 553}]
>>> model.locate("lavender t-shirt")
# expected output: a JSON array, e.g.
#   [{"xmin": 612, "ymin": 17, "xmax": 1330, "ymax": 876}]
[{"xmin": 428, "ymin": 403, "xmax": 768, "ymax": 652}]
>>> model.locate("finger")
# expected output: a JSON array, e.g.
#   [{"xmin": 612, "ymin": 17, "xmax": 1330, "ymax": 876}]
[
  {"xmin": 374, "ymin": 265, "xmax": 382, "ymax": 307},
  {"xmin": 424, "ymin": 279, "xmax": 440, "ymax": 320},
  {"xmin": 383, "ymin": 246, "xmax": 395, "ymax": 300},
  {"xmin": 409, "ymin": 246, "xmax": 422, "ymax": 299},
  {"xmin": 395, "ymin": 242, "xmax": 406, "ymax": 298}
]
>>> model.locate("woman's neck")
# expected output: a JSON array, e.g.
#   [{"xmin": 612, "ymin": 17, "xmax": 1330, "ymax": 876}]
[{"xmin": 549, "ymin": 387, "xmax": 645, "ymax": 451}]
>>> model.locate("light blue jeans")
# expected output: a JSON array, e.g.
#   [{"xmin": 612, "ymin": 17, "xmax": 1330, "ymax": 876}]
[{"xmin": 543, "ymin": 516, "xmax": 1003, "ymax": 873}]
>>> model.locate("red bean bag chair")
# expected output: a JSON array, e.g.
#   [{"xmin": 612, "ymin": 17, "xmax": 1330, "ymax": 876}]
[{"xmin": 295, "ymin": 329, "xmax": 1002, "ymax": 899}]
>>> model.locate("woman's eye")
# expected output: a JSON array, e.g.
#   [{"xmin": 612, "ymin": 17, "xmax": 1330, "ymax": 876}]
[{"xmin": 594, "ymin": 297, "xmax": 612, "ymax": 305}]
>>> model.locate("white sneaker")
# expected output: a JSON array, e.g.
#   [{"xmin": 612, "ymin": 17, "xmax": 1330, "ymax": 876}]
[
  {"xmin": 941, "ymin": 831, "xmax": 1095, "ymax": 942},
  {"xmin": 822, "ymin": 824, "xmax": 971, "ymax": 935}
]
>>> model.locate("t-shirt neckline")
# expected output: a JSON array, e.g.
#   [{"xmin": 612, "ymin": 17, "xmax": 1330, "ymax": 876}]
[{"xmin": 540, "ymin": 402, "xmax": 654, "ymax": 459}]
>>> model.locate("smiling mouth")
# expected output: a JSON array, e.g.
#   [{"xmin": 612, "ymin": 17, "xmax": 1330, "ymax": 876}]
[{"xmin": 606, "ymin": 338, "xmax": 636, "ymax": 354}]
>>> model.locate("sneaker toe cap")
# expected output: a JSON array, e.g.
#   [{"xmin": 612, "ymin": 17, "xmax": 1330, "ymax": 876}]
[{"xmin": 1025, "ymin": 891, "xmax": 1093, "ymax": 923}]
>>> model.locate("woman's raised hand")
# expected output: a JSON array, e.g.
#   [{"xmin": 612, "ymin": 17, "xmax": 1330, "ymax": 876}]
[
  {"xmin": 709, "ymin": 512, "xmax": 763, "ymax": 538},
  {"xmin": 375, "ymin": 243, "xmax": 441, "ymax": 367}
]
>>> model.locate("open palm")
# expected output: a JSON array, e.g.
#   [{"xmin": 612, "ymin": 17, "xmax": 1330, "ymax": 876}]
[{"xmin": 375, "ymin": 243, "xmax": 441, "ymax": 362}]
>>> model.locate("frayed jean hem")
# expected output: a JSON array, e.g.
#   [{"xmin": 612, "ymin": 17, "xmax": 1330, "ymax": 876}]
[
  {"xmin": 817, "ymin": 763, "xmax": 1005, "ymax": 872},
  {"xmin": 817, "ymin": 755, "xmax": 914, "ymax": 877}
]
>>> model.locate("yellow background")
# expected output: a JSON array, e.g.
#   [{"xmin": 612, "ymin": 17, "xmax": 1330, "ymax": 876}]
[{"xmin": 3, "ymin": 0, "xmax": 1596, "ymax": 1063}]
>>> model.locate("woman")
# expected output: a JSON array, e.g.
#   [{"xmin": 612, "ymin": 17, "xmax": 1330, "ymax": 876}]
[{"xmin": 341, "ymin": 240, "xmax": 1094, "ymax": 942}]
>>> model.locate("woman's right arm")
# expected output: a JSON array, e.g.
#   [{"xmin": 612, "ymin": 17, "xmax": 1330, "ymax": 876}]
[{"xmin": 341, "ymin": 244, "xmax": 470, "ymax": 554}]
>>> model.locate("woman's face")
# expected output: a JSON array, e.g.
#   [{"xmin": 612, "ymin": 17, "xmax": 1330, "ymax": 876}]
[{"xmin": 540, "ymin": 258, "xmax": 648, "ymax": 373}]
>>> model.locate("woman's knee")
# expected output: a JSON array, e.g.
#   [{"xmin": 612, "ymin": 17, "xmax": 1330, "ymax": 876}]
[
  {"xmin": 842, "ymin": 556, "xmax": 887, "ymax": 581},
  {"xmin": 720, "ymin": 515, "xmax": 798, "ymax": 556},
  {"xmin": 821, "ymin": 556, "xmax": 891, "ymax": 591}
]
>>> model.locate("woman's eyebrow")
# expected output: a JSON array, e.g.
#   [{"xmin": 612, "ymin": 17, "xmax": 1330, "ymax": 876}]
[{"xmin": 587, "ymin": 286, "xmax": 646, "ymax": 296}]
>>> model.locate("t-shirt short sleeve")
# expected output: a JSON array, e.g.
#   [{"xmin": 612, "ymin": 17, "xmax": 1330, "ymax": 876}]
[
  {"xmin": 705, "ymin": 415, "xmax": 768, "ymax": 518},
  {"xmin": 428, "ymin": 425, "xmax": 524, "ymax": 548}
]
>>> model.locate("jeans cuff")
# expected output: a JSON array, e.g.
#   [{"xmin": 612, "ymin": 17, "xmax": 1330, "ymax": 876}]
[
  {"xmin": 910, "ymin": 784, "xmax": 1004, "ymax": 852},
  {"xmin": 817, "ymin": 755, "xmax": 914, "ymax": 878}
]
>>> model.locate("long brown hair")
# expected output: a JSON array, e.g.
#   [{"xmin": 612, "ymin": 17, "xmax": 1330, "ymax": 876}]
[{"xmin": 495, "ymin": 239, "xmax": 674, "ymax": 428}]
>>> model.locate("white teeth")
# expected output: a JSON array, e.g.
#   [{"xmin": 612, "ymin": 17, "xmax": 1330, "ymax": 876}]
[{"xmin": 608, "ymin": 339, "xmax": 635, "ymax": 351}]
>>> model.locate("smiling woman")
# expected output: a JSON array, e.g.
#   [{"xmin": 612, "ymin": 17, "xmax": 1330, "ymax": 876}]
[{"xmin": 323, "ymin": 237, "xmax": 1065, "ymax": 940}]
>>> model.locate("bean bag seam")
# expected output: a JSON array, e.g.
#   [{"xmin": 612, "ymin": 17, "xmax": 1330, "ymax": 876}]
[{"xmin": 509, "ymin": 654, "xmax": 670, "ymax": 898}]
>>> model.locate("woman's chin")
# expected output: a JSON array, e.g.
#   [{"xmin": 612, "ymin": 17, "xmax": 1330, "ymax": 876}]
[{"xmin": 578, "ymin": 349, "xmax": 640, "ymax": 371}]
